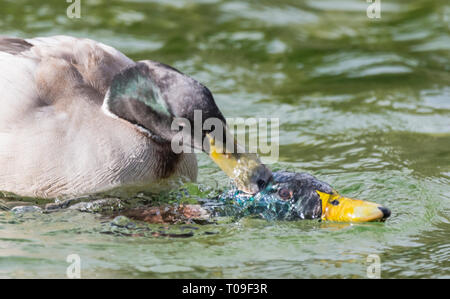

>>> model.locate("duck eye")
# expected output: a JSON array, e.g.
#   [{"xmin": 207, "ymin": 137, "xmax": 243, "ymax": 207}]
[{"xmin": 278, "ymin": 188, "xmax": 292, "ymax": 200}]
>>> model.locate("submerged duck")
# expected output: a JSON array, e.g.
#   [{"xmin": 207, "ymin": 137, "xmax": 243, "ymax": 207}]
[
  {"xmin": 122, "ymin": 171, "xmax": 391, "ymax": 223},
  {"xmin": 0, "ymin": 36, "xmax": 271, "ymax": 198}
]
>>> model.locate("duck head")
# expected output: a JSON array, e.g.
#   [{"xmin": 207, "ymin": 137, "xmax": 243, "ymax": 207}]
[
  {"xmin": 225, "ymin": 171, "xmax": 390, "ymax": 222},
  {"xmin": 102, "ymin": 61, "xmax": 272, "ymax": 194}
]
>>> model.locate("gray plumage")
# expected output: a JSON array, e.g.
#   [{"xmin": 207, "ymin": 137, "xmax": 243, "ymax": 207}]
[{"xmin": 0, "ymin": 36, "xmax": 198, "ymax": 198}]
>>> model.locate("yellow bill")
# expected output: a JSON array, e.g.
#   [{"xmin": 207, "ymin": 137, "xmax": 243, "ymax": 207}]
[
  {"xmin": 316, "ymin": 190, "xmax": 390, "ymax": 222},
  {"xmin": 207, "ymin": 133, "xmax": 271, "ymax": 194}
]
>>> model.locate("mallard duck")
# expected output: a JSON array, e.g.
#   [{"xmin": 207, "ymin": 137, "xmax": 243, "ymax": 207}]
[
  {"xmin": 0, "ymin": 36, "xmax": 272, "ymax": 198},
  {"xmin": 120, "ymin": 171, "xmax": 391, "ymax": 224}
]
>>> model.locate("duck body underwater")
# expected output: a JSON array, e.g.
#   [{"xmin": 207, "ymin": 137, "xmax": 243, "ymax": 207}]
[{"xmin": 122, "ymin": 171, "xmax": 391, "ymax": 224}]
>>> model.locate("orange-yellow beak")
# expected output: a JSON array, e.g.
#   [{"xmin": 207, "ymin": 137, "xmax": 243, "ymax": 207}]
[
  {"xmin": 316, "ymin": 190, "xmax": 390, "ymax": 222},
  {"xmin": 207, "ymin": 133, "xmax": 271, "ymax": 194}
]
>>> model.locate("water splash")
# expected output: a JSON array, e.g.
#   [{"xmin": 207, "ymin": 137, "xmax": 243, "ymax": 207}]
[{"xmin": 208, "ymin": 183, "xmax": 297, "ymax": 221}]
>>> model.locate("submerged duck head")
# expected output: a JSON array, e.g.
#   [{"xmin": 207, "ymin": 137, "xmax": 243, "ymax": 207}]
[{"xmin": 221, "ymin": 171, "xmax": 391, "ymax": 222}]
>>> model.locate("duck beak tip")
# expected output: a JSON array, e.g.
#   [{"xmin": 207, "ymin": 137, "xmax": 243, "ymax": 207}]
[{"xmin": 377, "ymin": 206, "xmax": 391, "ymax": 221}]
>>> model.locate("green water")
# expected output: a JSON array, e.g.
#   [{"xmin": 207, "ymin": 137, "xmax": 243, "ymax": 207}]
[{"xmin": 0, "ymin": 0, "xmax": 449, "ymax": 278}]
